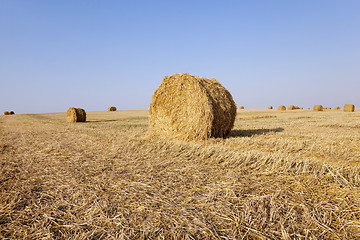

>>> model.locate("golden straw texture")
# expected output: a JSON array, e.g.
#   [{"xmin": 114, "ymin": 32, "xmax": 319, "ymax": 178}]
[
  {"xmin": 66, "ymin": 107, "xmax": 86, "ymax": 122},
  {"xmin": 313, "ymin": 105, "xmax": 323, "ymax": 111},
  {"xmin": 149, "ymin": 73, "xmax": 237, "ymax": 141},
  {"xmin": 344, "ymin": 104, "xmax": 355, "ymax": 112},
  {"xmin": 287, "ymin": 105, "xmax": 295, "ymax": 110},
  {"xmin": 277, "ymin": 105, "xmax": 286, "ymax": 110}
]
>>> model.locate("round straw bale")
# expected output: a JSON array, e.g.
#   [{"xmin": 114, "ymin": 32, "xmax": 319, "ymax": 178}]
[
  {"xmin": 344, "ymin": 104, "xmax": 355, "ymax": 112},
  {"xmin": 295, "ymin": 106, "xmax": 300, "ymax": 109},
  {"xmin": 3, "ymin": 111, "xmax": 9, "ymax": 115},
  {"xmin": 9, "ymin": 111, "xmax": 14, "ymax": 115},
  {"xmin": 239, "ymin": 106, "xmax": 245, "ymax": 109},
  {"xmin": 66, "ymin": 107, "xmax": 86, "ymax": 122},
  {"xmin": 149, "ymin": 73, "xmax": 237, "ymax": 141},
  {"xmin": 108, "ymin": 106, "xmax": 117, "ymax": 111},
  {"xmin": 287, "ymin": 105, "xmax": 295, "ymax": 110},
  {"xmin": 268, "ymin": 106, "xmax": 273, "ymax": 109},
  {"xmin": 313, "ymin": 105, "xmax": 323, "ymax": 111},
  {"xmin": 300, "ymin": 107, "xmax": 303, "ymax": 110},
  {"xmin": 278, "ymin": 105, "xmax": 286, "ymax": 110},
  {"xmin": 334, "ymin": 106, "xmax": 340, "ymax": 110}
]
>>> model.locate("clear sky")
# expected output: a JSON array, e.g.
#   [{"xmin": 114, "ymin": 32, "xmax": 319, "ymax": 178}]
[{"xmin": 1, "ymin": 0, "xmax": 359, "ymax": 114}]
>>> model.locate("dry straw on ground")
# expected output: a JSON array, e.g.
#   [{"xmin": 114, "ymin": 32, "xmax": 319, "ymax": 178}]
[
  {"xmin": 3, "ymin": 111, "xmax": 9, "ymax": 115},
  {"xmin": 344, "ymin": 104, "xmax": 355, "ymax": 112},
  {"xmin": 268, "ymin": 106, "xmax": 273, "ymax": 109},
  {"xmin": 108, "ymin": 106, "xmax": 117, "ymax": 111},
  {"xmin": 278, "ymin": 105, "xmax": 286, "ymax": 110},
  {"xmin": 66, "ymin": 107, "xmax": 86, "ymax": 123},
  {"xmin": 149, "ymin": 73, "xmax": 237, "ymax": 141},
  {"xmin": 313, "ymin": 105, "xmax": 323, "ymax": 111}
]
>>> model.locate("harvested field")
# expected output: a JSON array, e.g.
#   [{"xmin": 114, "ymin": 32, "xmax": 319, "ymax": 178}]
[{"xmin": 1, "ymin": 109, "xmax": 360, "ymax": 239}]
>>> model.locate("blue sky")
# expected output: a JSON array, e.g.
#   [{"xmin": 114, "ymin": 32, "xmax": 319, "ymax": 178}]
[{"xmin": 1, "ymin": 1, "xmax": 359, "ymax": 114}]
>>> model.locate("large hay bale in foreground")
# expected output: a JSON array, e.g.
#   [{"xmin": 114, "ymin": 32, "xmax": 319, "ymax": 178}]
[
  {"xmin": 313, "ymin": 105, "xmax": 323, "ymax": 111},
  {"xmin": 344, "ymin": 104, "xmax": 355, "ymax": 112},
  {"xmin": 66, "ymin": 107, "xmax": 86, "ymax": 122},
  {"xmin": 3, "ymin": 111, "xmax": 9, "ymax": 115},
  {"xmin": 268, "ymin": 106, "xmax": 273, "ymax": 109},
  {"xmin": 287, "ymin": 105, "xmax": 295, "ymax": 110},
  {"xmin": 278, "ymin": 105, "xmax": 286, "ymax": 110},
  {"xmin": 149, "ymin": 73, "xmax": 237, "ymax": 141},
  {"xmin": 108, "ymin": 106, "xmax": 117, "ymax": 111}
]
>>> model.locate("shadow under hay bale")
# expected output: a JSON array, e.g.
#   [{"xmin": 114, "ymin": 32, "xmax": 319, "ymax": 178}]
[
  {"xmin": 66, "ymin": 107, "xmax": 86, "ymax": 122},
  {"xmin": 344, "ymin": 104, "xmax": 355, "ymax": 112},
  {"xmin": 108, "ymin": 106, "xmax": 117, "ymax": 111},
  {"xmin": 231, "ymin": 128, "xmax": 284, "ymax": 137},
  {"xmin": 149, "ymin": 73, "xmax": 237, "ymax": 141}
]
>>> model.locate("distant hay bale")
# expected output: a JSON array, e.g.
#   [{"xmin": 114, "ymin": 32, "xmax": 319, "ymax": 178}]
[
  {"xmin": 287, "ymin": 105, "xmax": 296, "ymax": 110},
  {"xmin": 294, "ymin": 106, "xmax": 300, "ymax": 109},
  {"xmin": 300, "ymin": 107, "xmax": 303, "ymax": 110},
  {"xmin": 344, "ymin": 104, "xmax": 355, "ymax": 112},
  {"xmin": 313, "ymin": 105, "xmax": 323, "ymax": 111},
  {"xmin": 278, "ymin": 105, "xmax": 286, "ymax": 110},
  {"xmin": 9, "ymin": 111, "xmax": 14, "ymax": 115},
  {"xmin": 108, "ymin": 106, "xmax": 117, "ymax": 111},
  {"xmin": 149, "ymin": 73, "xmax": 237, "ymax": 141},
  {"xmin": 268, "ymin": 106, "xmax": 273, "ymax": 109},
  {"xmin": 334, "ymin": 106, "xmax": 340, "ymax": 110},
  {"xmin": 66, "ymin": 107, "xmax": 86, "ymax": 122},
  {"xmin": 3, "ymin": 111, "xmax": 9, "ymax": 115},
  {"xmin": 307, "ymin": 108, "xmax": 310, "ymax": 110},
  {"xmin": 239, "ymin": 106, "xmax": 245, "ymax": 109}
]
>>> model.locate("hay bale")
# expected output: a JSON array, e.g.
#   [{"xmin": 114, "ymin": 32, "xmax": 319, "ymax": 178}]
[
  {"xmin": 268, "ymin": 106, "xmax": 273, "ymax": 109},
  {"xmin": 278, "ymin": 105, "xmax": 286, "ymax": 110},
  {"xmin": 334, "ymin": 106, "xmax": 340, "ymax": 110},
  {"xmin": 9, "ymin": 111, "xmax": 14, "ymax": 115},
  {"xmin": 287, "ymin": 105, "xmax": 296, "ymax": 110},
  {"xmin": 344, "ymin": 104, "xmax": 355, "ymax": 112},
  {"xmin": 3, "ymin": 111, "xmax": 9, "ymax": 115},
  {"xmin": 300, "ymin": 107, "xmax": 303, "ymax": 110},
  {"xmin": 239, "ymin": 106, "xmax": 245, "ymax": 109},
  {"xmin": 149, "ymin": 73, "xmax": 237, "ymax": 141},
  {"xmin": 108, "ymin": 106, "xmax": 117, "ymax": 111},
  {"xmin": 66, "ymin": 107, "xmax": 86, "ymax": 122},
  {"xmin": 313, "ymin": 105, "xmax": 323, "ymax": 111}
]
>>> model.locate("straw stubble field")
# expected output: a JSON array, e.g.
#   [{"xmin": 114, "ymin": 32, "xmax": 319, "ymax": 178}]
[{"xmin": 1, "ymin": 109, "xmax": 360, "ymax": 239}]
